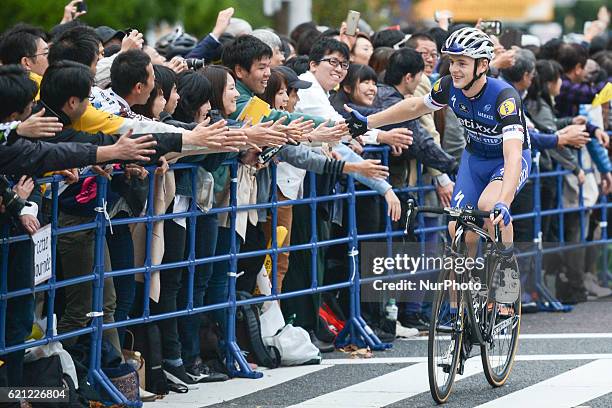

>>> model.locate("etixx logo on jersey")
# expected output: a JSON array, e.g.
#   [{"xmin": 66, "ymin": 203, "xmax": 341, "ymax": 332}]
[
  {"xmin": 498, "ymin": 98, "xmax": 517, "ymax": 118},
  {"xmin": 433, "ymin": 79, "xmax": 442, "ymax": 93}
]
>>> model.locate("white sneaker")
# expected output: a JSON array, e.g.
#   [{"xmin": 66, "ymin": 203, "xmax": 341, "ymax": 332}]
[
  {"xmin": 396, "ymin": 321, "xmax": 419, "ymax": 338},
  {"xmin": 584, "ymin": 273, "xmax": 612, "ymax": 298}
]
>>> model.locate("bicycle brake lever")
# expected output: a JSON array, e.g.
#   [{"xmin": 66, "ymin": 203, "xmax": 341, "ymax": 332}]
[{"xmin": 404, "ymin": 199, "xmax": 416, "ymax": 234}]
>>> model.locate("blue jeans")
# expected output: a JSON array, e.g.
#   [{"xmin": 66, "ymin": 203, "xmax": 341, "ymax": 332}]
[
  {"xmin": 178, "ymin": 213, "xmax": 218, "ymax": 366},
  {"xmin": 106, "ymin": 214, "xmax": 135, "ymax": 348},
  {"xmin": 207, "ymin": 226, "xmax": 241, "ymax": 336}
]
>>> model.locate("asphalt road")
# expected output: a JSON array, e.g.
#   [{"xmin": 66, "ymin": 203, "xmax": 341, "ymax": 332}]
[{"xmin": 153, "ymin": 298, "xmax": 612, "ymax": 408}]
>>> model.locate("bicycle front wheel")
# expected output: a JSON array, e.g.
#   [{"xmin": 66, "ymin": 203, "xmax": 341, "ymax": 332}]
[
  {"xmin": 480, "ymin": 257, "xmax": 521, "ymax": 387},
  {"xmin": 428, "ymin": 266, "xmax": 464, "ymax": 404}
]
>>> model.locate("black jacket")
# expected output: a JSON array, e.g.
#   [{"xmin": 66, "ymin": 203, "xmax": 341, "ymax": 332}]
[{"xmin": 0, "ymin": 133, "xmax": 98, "ymax": 177}]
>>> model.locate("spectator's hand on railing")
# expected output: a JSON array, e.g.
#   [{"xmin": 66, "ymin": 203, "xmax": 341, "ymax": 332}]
[
  {"xmin": 384, "ymin": 189, "xmax": 402, "ymax": 221},
  {"xmin": 212, "ymin": 7, "xmax": 235, "ymax": 39},
  {"xmin": 92, "ymin": 165, "xmax": 113, "ymax": 180},
  {"xmin": 571, "ymin": 115, "xmax": 587, "ymax": 125},
  {"xmin": 349, "ymin": 139, "xmax": 364, "ymax": 154},
  {"xmin": 12, "ymin": 176, "xmax": 34, "ymax": 200},
  {"xmin": 155, "ymin": 157, "xmax": 169, "ymax": 176},
  {"xmin": 601, "ymin": 172, "xmax": 612, "ymax": 195},
  {"xmin": 345, "ymin": 159, "xmax": 389, "ymax": 180},
  {"xmin": 377, "ymin": 128, "xmax": 413, "ymax": 150},
  {"xmin": 61, "ymin": 0, "xmax": 86, "ymax": 24},
  {"xmin": 20, "ymin": 214, "xmax": 40, "ymax": 235},
  {"xmin": 57, "ymin": 168, "xmax": 79, "ymax": 184},
  {"xmin": 124, "ymin": 163, "xmax": 149, "ymax": 179},
  {"xmin": 594, "ymin": 128, "xmax": 610, "ymax": 148},
  {"xmin": 309, "ymin": 120, "xmax": 346, "ymax": 144},
  {"xmin": 16, "ymin": 109, "xmax": 63, "ymax": 138},
  {"xmin": 436, "ymin": 181, "xmax": 454, "ymax": 208},
  {"xmin": 556, "ymin": 124, "xmax": 590, "ymax": 148},
  {"xmin": 576, "ymin": 169, "xmax": 586, "ymax": 185},
  {"xmin": 121, "ymin": 30, "xmax": 144, "ymax": 53}
]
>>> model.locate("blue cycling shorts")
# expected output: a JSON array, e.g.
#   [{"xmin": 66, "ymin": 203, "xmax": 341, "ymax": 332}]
[{"xmin": 450, "ymin": 149, "xmax": 532, "ymax": 208}]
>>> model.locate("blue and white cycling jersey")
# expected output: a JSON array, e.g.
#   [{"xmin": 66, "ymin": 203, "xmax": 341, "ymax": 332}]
[
  {"xmin": 424, "ymin": 75, "xmax": 531, "ymax": 157},
  {"xmin": 423, "ymin": 75, "xmax": 532, "ymax": 208}
]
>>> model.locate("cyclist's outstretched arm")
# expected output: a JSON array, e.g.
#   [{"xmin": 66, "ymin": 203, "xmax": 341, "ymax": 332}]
[{"xmin": 367, "ymin": 96, "xmax": 435, "ymax": 129}]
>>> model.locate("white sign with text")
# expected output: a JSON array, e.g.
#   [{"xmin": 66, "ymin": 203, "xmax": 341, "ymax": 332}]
[{"xmin": 32, "ymin": 224, "xmax": 52, "ymax": 285}]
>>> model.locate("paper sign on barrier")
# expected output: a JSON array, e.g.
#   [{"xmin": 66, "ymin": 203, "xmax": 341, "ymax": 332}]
[{"xmin": 32, "ymin": 224, "xmax": 52, "ymax": 285}]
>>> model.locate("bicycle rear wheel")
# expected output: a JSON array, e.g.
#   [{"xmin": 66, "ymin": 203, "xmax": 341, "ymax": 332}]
[
  {"xmin": 428, "ymin": 266, "xmax": 464, "ymax": 404},
  {"xmin": 480, "ymin": 257, "xmax": 521, "ymax": 387}
]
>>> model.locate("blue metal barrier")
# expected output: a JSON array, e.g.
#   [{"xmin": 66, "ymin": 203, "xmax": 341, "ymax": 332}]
[{"xmin": 0, "ymin": 144, "xmax": 610, "ymax": 406}]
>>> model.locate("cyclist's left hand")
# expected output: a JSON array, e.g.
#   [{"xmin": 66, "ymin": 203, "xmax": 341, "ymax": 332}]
[{"xmin": 490, "ymin": 202, "xmax": 512, "ymax": 226}]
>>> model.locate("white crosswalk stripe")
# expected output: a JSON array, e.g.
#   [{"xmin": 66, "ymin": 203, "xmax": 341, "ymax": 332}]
[
  {"xmin": 287, "ymin": 358, "xmax": 485, "ymax": 408},
  {"xmin": 153, "ymin": 354, "xmax": 612, "ymax": 408},
  {"xmin": 474, "ymin": 359, "xmax": 612, "ymax": 408}
]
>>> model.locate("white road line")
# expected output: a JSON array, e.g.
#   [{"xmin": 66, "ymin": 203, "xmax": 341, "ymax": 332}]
[
  {"xmin": 288, "ymin": 359, "xmax": 484, "ymax": 408},
  {"xmin": 404, "ymin": 333, "xmax": 612, "ymax": 340},
  {"xmin": 474, "ymin": 359, "xmax": 612, "ymax": 408},
  {"xmin": 153, "ymin": 365, "xmax": 328, "ymax": 407},
  {"xmin": 322, "ymin": 354, "xmax": 612, "ymax": 365}
]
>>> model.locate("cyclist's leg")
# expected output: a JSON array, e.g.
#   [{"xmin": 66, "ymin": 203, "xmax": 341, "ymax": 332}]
[
  {"xmin": 448, "ymin": 151, "xmax": 484, "ymax": 235},
  {"xmin": 478, "ymin": 150, "xmax": 532, "ymax": 247},
  {"xmin": 478, "ymin": 151, "xmax": 531, "ymax": 304},
  {"xmin": 449, "ymin": 151, "xmax": 493, "ymax": 257}
]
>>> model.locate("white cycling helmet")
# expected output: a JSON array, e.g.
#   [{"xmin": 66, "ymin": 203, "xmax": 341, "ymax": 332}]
[{"xmin": 442, "ymin": 27, "xmax": 495, "ymax": 60}]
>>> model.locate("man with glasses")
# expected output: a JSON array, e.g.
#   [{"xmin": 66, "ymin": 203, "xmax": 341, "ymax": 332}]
[{"xmin": 0, "ymin": 23, "xmax": 50, "ymax": 86}]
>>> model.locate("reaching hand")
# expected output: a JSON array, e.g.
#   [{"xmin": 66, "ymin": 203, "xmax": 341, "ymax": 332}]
[
  {"xmin": 111, "ymin": 130, "xmax": 157, "ymax": 162},
  {"xmin": 244, "ymin": 119, "xmax": 289, "ymax": 148},
  {"xmin": 188, "ymin": 119, "xmax": 247, "ymax": 151},
  {"xmin": 377, "ymin": 128, "xmax": 413, "ymax": 150},
  {"xmin": 343, "ymin": 105, "xmax": 369, "ymax": 137},
  {"xmin": 309, "ymin": 120, "xmax": 347, "ymax": 143},
  {"xmin": 556, "ymin": 124, "xmax": 590, "ymax": 149},
  {"xmin": 16, "ymin": 109, "xmax": 63, "ymax": 138},
  {"xmin": 350, "ymin": 159, "xmax": 389, "ymax": 180}
]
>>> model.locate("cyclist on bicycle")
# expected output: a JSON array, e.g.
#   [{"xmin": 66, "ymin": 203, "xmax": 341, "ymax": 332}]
[{"xmin": 347, "ymin": 27, "xmax": 531, "ymax": 298}]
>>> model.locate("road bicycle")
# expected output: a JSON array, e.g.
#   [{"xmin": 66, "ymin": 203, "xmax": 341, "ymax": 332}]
[{"xmin": 405, "ymin": 200, "xmax": 521, "ymax": 404}]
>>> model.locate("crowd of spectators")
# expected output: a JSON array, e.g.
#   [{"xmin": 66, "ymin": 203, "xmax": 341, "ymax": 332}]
[{"xmin": 0, "ymin": 1, "xmax": 610, "ymax": 403}]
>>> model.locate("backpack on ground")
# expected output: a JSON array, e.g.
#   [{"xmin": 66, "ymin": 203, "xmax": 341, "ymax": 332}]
[{"xmin": 235, "ymin": 291, "xmax": 280, "ymax": 368}]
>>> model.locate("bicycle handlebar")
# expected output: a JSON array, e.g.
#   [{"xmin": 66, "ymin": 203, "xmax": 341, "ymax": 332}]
[{"xmin": 404, "ymin": 199, "xmax": 502, "ymax": 241}]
